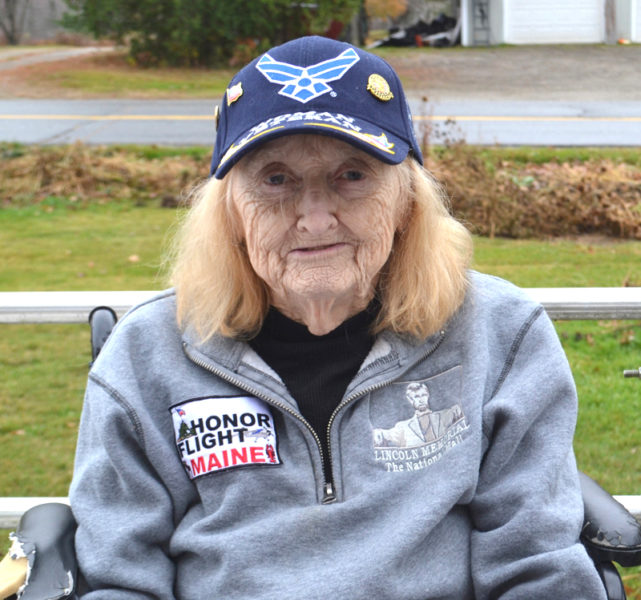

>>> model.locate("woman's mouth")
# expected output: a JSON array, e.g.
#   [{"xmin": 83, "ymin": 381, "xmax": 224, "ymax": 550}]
[{"xmin": 290, "ymin": 242, "xmax": 349, "ymax": 257}]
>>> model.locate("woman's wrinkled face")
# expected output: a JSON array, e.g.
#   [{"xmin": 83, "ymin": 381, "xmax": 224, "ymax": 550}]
[{"xmin": 229, "ymin": 135, "xmax": 406, "ymax": 311}]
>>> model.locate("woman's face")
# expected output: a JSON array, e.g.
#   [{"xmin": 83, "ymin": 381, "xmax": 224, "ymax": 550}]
[{"xmin": 229, "ymin": 134, "xmax": 407, "ymax": 315}]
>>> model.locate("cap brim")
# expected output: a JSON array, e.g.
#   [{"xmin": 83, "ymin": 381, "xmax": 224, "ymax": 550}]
[{"xmin": 212, "ymin": 112, "xmax": 411, "ymax": 179}]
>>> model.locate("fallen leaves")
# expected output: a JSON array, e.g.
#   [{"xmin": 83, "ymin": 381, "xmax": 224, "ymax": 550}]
[
  {"xmin": 428, "ymin": 148, "xmax": 641, "ymax": 239},
  {"xmin": 1, "ymin": 142, "xmax": 206, "ymax": 209},
  {"xmin": 2, "ymin": 142, "xmax": 641, "ymax": 240}
]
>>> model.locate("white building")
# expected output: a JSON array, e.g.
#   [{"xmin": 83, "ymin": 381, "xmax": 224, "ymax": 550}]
[{"xmin": 460, "ymin": 0, "xmax": 641, "ymax": 46}]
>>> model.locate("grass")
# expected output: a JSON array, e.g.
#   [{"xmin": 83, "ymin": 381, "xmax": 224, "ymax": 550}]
[
  {"xmin": 473, "ymin": 236, "xmax": 641, "ymax": 287},
  {"xmin": 42, "ymin": 60, "xmax": 233, "ymax": 97},
  {"xmin": 1, "ymin": 146, "xmax": 640, "ymax": 596},
  {"xmin": 1, "ymin": 323, "xmax": 88, "ymax": 495},
  {"xmin": 0, "ymin": 202, "xmax": 178, "ymax": 502},
  {"xmin": 0, "ymin": 202, "xmax": 178, "ymax": 290},
  {"xmin": 439, "ymin": 145, "xmax": 641, "ymax": 167},
  {"xmin": 0, "ymin": 49, "xmax": 235, "ymax": 98}
]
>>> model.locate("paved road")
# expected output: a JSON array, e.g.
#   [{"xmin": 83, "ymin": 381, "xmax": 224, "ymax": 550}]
[{"xmin": 2, "ymin": 98, "xmax": 640, "ymax": 146}]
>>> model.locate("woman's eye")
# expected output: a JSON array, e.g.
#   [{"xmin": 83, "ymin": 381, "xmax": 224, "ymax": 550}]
[
  {"xmin": 340, "ymin": 170, "xmax": 364, "ymax": 181},
  {"xmin": 266, "ymin": 173, "xmax": 286, "ymax": 185}
]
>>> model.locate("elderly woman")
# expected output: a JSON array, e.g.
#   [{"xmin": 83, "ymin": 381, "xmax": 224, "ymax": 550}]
[{"xmin": 69, "ymin": 36, "xmax": 605, "ymax": 598}]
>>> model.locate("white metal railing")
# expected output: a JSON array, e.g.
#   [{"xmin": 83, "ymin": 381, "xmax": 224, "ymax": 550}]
[
  {"xmin": 2, "ymin": 288, "xmax": 641, "ymax": 323},
  {"xmin": 1, "ymin": 498, "xmax": 70, "ymax": 529},
  {"xmin": 1, "ymin": 289, "xmax": 640, "ymax": 529},
  {"xmin": 0, "ymin": 290, "xmax": 157, "ymax": 323}
]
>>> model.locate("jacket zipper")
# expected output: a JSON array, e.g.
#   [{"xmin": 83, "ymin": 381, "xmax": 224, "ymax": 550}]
[
  {"xmin": 183, "ymin": 342, "xmax": 336, "ymax": 503},
  {"xmin": 184, "ymin": 329, "xmax": 445, "ymax": 505},
  {"xmin": 325, "ymin": 330, "xmax": 446, "ymax": 487}
]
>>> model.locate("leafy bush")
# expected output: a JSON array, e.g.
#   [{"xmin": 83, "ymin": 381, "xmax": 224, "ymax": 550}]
[{"xmin": 62, "ymin": 0, "xmax": 361, "ymax": 66}]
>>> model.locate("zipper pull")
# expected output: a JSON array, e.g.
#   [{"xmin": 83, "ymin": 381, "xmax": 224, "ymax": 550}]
[{"xmin": 322, "ymin": 482, "xmax": 337, "ymax": 504}]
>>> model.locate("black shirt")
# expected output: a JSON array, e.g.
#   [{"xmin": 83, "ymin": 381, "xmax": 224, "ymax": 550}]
[{"xmin": 249, "ymin": 303, "xmax": 377, "ymax": 481}]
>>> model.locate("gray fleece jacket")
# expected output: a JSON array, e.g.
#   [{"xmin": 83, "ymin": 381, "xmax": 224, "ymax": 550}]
[{"xmin": 69, "ymin": 271, "xmax": 606, "ymax": 599}]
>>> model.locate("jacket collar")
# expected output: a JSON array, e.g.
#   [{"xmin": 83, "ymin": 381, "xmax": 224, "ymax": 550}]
[{"xmin": 182, "ymin": 321, "xmax": 446, "ymax": 401}]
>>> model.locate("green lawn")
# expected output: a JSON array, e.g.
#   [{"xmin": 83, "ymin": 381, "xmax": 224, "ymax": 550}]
[
  {"xmin": 42, "ymin": 62, "xmax": 233, "ymax": 97},
  {"xmin": 473, "ymin": 236, "xmax": 641, "ymax": 287},
  {"xmin": 0, "ymin": 203, "xmax": 177, "ymax": 291},
  {"xmin": 0, "ymin": 47, "xmax": 235, "ymax": 98}
]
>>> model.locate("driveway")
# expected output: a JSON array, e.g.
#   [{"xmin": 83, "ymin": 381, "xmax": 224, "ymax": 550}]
[
  {"xmin": 0, "ymin": 46, "xmax": 115, "ymax": 72},
  {"xmin": 388, "ymin": 44, "xmax": 641, "ymax": 102}
]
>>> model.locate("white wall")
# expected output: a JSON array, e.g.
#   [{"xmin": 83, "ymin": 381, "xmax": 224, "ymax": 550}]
[
  {"xmin": 489, "ymin": 0, "xmax": 503, "ymax": 44},
  {"xmin": 503, "ymin": 0, "xmax": 606, "ymax": 44},
  {"xmin": 615, "ymin": 0, "xmax": 632, "ymax": 39},
  {"xmin": 634, "ymin": 0, "xmax": 641, "ymax": 40}
]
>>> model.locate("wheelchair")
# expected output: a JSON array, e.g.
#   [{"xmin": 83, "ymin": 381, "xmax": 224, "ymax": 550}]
[{"xmin": 2, "ymin": 307, "xmax": 641, "ymax": 600}]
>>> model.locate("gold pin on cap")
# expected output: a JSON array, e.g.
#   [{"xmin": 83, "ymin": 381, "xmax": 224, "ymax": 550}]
[
  {"xmin": 367, "ymin": 74, "xmax": 394, "ymax": 101},
  {"xmin": 226, "ymin": 81, "xmax": 243, "ymax": 106}
]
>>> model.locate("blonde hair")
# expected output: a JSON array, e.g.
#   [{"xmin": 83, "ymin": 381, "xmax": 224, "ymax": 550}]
[{"xmin": 170, "ymin": 158, "xmax": 472, "ymax": 341}]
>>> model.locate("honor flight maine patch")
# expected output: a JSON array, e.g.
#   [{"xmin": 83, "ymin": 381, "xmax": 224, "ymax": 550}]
[{"xmin": 170, "ymin": 395, "xmax": 281, "ymax": 479}]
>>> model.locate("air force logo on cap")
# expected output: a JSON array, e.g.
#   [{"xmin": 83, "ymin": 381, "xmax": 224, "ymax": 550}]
[{"xmin": 255, "ymin": 48, "xmax": 360, "ymax": 104}]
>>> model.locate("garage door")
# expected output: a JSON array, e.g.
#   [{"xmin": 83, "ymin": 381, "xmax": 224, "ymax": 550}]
[
  {"xmin": 504, "ymin": 0, "xmax": 605, "ymax": 44},
  {"xmin": 634, "ymin": 0, "xmax": 641, "ymax": 41}
]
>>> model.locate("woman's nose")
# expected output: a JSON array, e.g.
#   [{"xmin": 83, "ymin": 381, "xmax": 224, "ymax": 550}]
[{"xmin": 295, "ymin": 187, "xmax": 338, "ymax": 234}]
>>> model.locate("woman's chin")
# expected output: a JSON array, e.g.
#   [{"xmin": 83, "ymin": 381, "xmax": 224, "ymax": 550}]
[{"xmin": 281, "ymin": 277, "xmax": 360, "ymax": 306}]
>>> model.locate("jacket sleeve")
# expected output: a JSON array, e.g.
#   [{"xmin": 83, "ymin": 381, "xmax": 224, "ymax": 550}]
[
  {"xmin": 469, "ymin": 306, "xmax": 606, "ymax": 599},
  {"xmin": 70, "ymin": 376, "xmax": 176, "ymax": 600}
]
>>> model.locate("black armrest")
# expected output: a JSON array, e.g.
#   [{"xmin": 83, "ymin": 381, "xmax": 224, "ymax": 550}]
[
  {"xmin": 580, "ymin": 471, "xmax": 641, "ymax": 567},
  {"xmin": 88, "ymin": 306, "xmax": 117, "ymax": 363},
  {"xmin": 12, "ymin": 503, "xmax": 77, "ymax": 600}
]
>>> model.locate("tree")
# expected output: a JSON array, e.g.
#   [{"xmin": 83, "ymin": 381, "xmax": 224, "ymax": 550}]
[
  {"xmin": 62, "ymin": 0, "xmax": 362, "ymax": 67},
  {"xmin": 0, "ymin": 0, "xmax": 31, "ymax": 45}
]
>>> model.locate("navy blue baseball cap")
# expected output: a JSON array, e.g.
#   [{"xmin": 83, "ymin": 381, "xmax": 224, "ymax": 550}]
[{"xmin": 210, "ymin": 35, "xmax": 423, "ymax": 179}]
